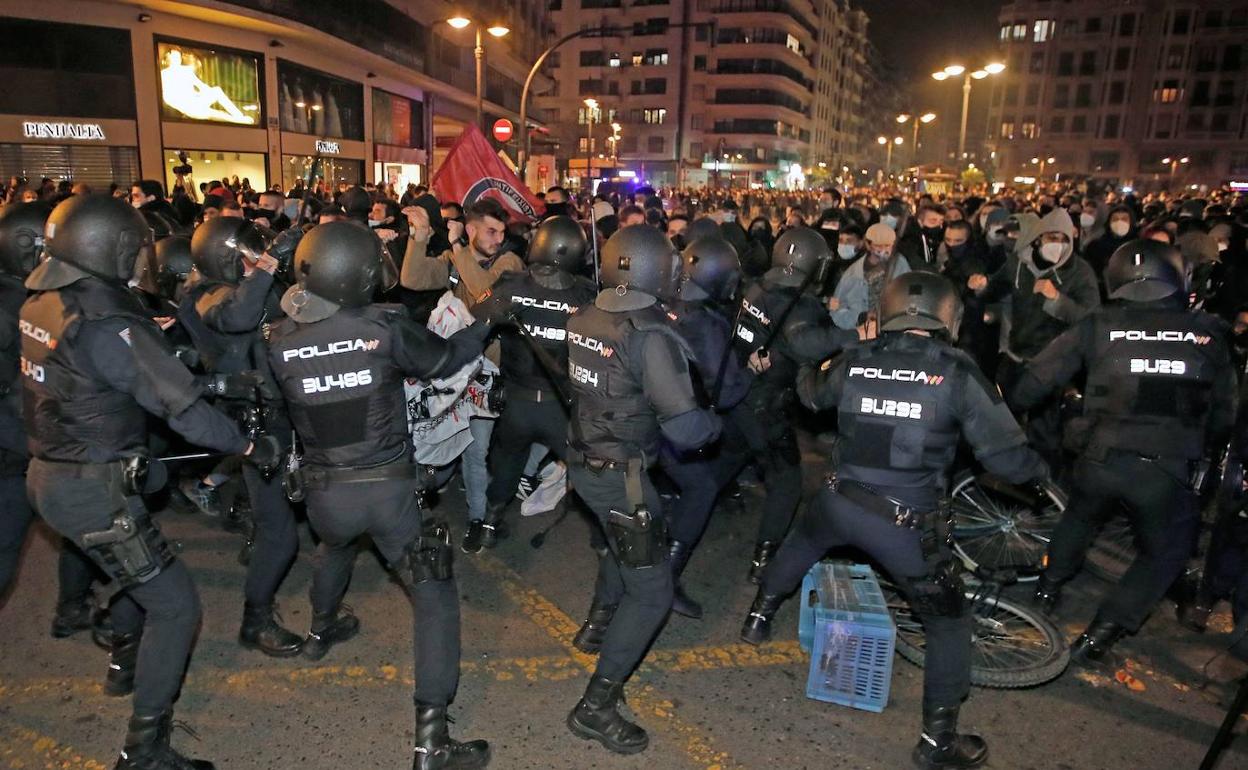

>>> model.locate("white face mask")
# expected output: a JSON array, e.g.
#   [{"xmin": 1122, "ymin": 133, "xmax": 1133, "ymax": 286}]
[
  {"xmin": 1039, "ymin": 241, "xmax": 1066, "ymax": 265},
  {"xmin": 880, "ymin": 214, "xmax": 899, "ymax": 231},
  {"xmin": 837, "ymin": 244, "xmax": 857, "ymax": 260},
  {"xmin": 1109, "ymin": 220, "xmax": 1130, "ymax": 237},
  {"xmin": 132, "ymin": 199, "xmax": 144, "ymax": 209},
  {"xmin": 368, "ymin": 219, "xmax": 383, "ymax": 228},
  {"xmin": 1079, "ymin": 212, "xmax": 1095, "ymax": 228}
]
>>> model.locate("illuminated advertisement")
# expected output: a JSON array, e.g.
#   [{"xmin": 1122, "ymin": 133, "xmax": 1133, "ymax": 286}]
[{"xmin": 157, "ymin": 41, "xmax": 261, "ymax": 125}]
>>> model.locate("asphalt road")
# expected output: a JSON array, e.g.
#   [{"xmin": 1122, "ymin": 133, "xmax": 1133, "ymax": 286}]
[{"xmin": 1, "ymin": 455, "xmax": 1246, "ymax": 770}]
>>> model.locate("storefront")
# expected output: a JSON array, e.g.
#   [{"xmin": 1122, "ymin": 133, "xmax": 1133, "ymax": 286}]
[
  {"xmin": 156, "ymin": 37, "xmax": 269, "ymax": 194},
  {"xmin": 372, "ymin": 88, "xmax": 426, "ymax": 192},
  {"xmin": 0, "ymin": 19, "xmax": 139, "ymax": 188},
  {"xmin": 277, "ymin": 60, "xmax": 366, "ymax": 193}
]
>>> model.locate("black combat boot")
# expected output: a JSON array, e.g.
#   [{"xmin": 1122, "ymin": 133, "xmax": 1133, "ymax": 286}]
[
  {"xmin": 239, "ymin": 603, "xmax": 303, "ymax": 658},
  {"xmin": 566, "ymin": 675, "xmax": 648, "ymax": 755},
  {"xmin": 51, "ymin": 594, "xmax": 96, "ymax": 638},
  {"xmin": 1031, "ymin": 574, "xmax": 1063, "ymax": 616},
  {"xmin": 1175, "ymin": 577, "xmax": 1215, "ymax": 633},
  {"xmin": 302, "ymin": 607, "xmax": 360, "ymax": 661},
  {"xmin": 105, "ymin": 633, "xmax": 142, "ymax": 697},
  {"xmin": 412, "ymin": 704, "xmax": 490, "ymax": 770},
  {"xmin": 911, "ymin": 703, "xmax": 988, "ymax": 769},
  {"xmin": 748, "ymin": 541, "xmax": 778, "ymax": 585},
  {"xmin": 668, "ymin": 540, "xmax": 703, "ymax": 619},
  {"xmin": 572, "ymin": 599, "xmax": 618, "ymax": 654},
  {"xmin": 1070, "ymin": 616, "xmax": 1127, "ymax": 665},
  {"xmin": 113, "ymin": 712, "xmax": 214, "ymax": 770},
  {"xmin": 740, "ymin": 589, "xmax": 785, "ymax": 645}
]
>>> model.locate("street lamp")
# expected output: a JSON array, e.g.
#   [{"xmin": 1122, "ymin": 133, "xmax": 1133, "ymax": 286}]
[
  {"xmin": 447, "ymin": 16, "xmax": 510, "ymax": 131},
  {"xmin": 1161, "ymin": 155, "xmax": 1190, "ymax": 184},
  {"xmin": 932, "ymin": 61, "xmax": 1004, "ymax": 168},
  {"xmin": 583, "ymin": 98, "xmax": 598, "ymax": 191},
  {"xmin": 878, "ymin": 135, "xmax": 903, "ymax": 175},
  {"xmin": 609, "ymin": 121, "xmax": 621, "ymax": 164},
  {"xmin": 897, "ymin": 112, "xmax": 936, "ymax": 167},
  {"xmin": 1030, "ymin": 155, "xmax": 1057, "ymax": 179}
]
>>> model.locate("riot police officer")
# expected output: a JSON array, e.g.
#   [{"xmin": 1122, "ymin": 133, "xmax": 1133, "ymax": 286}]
[
  {"xmin": 464, "ymin": 215, "xmax": 596, "ymax": 552},
  {"xmin": 564, "ymin": 225, "xmax": 720, "ymax": 754},
  {"xmin": 727, "ymin": 227, "xmax": 845, "ymax": 582},
  {"xmin": 741, "ymin": 272, "xmax": 1048, "ymax": 770},
  {"xmin": 1015, "ymin": 239, "xmax": 1236, "ymax": 663},
  {"xmin": 265, "ymin": 220, "xmax": 491, "ymax": 769},
  {"xmin": 658, "ymin": 234, "xmax": 750, "ymax": 618},
  {"xmin": 0, "ymin": 200, "xmax": 105, "ymax": 638},
  {"xmin": 178, "ymin": 216, "xmax": 304, "ymax": 657},
  {"xmin": 20, "ymin": 193, "xmax": 276, "ymax": 769}
]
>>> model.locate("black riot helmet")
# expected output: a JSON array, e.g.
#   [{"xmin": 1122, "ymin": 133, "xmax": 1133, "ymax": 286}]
[
  {"xmin": 338, "ymin": 185, "xmax": 373, "ymax": 221},
  {"xmin": 1104, "ymin": 238, "xmax": 1186, "ymax": 302},
  {"xmin": 135, "ymin": 236, "xmax": 193, "ymax": 302},
  {"xmin": 28, "ymin": 194, "xmax": 153, "ymax": 290},
  {"xmin": 190, "ymin": 217, "xmax": 265, "ymax": 285},
  {"xmin": 880, "ymin": 271, "xmax": 964, "ymax": 340},
  {"xmin": 684, "ymin": 217, "xmax": 722, "ymax": 244},
  {"xmin": 528, "ymin": 215, "xmax": 588, "ymax": 272},
  {"xmin": 680, "ymin": 236, "xmax": 741, "ymax": 303},
  {"xmin": 601, "ymin": 224, "xmax": 681, "ymax": 300},
  {"xmin": 285, "ymin": 221, "xmax": 398, "ymax": 322},
  {"xmin": 0, "ymin": 200, "xmax": 52, "ymax": 279},
  {"xmin": 768, "ymin": 226, "xmax": 831, "ymax": 288}
]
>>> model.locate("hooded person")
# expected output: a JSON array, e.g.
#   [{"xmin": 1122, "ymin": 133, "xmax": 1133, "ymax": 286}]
[
  {"xmin": 978, "ymin": 207, "xmax": 1013, "ymax": 275},
  {"xmin": 1084, "ymin": 204, "xmax": 1137, "ymax": 283},
  {"xmin": 719, "ymin": 220, "xmax": 769, "ymax": 279},
  {"xmin": 971, "ymin": 207, "xmax": 1101, "ymax": 467},
  {"xmin": 1179, "ymin": 230, "xmax": 1223, "ymax": 311}
]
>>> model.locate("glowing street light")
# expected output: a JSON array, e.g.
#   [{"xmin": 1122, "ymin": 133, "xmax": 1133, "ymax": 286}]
[
  {"xmin": 932, "ymin": 61, "xmax": 1005, "ymax": 168},
  {"xmin": 447, "ymin": 16, "xmax": 511, "ymax": 130}
]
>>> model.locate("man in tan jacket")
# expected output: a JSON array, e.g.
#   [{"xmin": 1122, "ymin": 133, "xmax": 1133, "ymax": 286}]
[{"xmin": 401, "ymin": 198, "xmax": 525, "ymax": 310}]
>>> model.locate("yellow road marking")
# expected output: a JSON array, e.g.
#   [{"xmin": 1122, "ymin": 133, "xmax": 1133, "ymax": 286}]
[
  {"xmin": 476, "ymin": 554, "xmax": 746, "ymax": 770},
  {"xmin": 0, "ymin": 725, "xmax": 108, "ymax": 770}
]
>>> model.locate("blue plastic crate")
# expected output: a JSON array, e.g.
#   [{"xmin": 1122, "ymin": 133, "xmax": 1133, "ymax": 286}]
[{"xmin": 798, "ymin": 561, "xmax": 895, "ymax": 713}]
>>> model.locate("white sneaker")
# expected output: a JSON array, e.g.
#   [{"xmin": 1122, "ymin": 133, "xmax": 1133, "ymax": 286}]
[{"xmin": 521, "ymin": 461, "xmax": 567, "ymax": 517}]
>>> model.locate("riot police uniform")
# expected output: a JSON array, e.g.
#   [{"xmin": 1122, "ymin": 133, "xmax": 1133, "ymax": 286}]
[
  {"xmin": 20, "ymin": 194, "xmax": 269, "ymax": 770},
  {"xmin": 564, "ymin": 225, "xmax": 720, "ymax": 755},
  {"xmin": 266, "ymin": 221, "xmax": 491, "ymax": 770},
  {"xmin": 658, "ymin": 234, "xmax": 750, "ymax": 618},
  {"xmin": 1015, "ymin": 239, "xmax": 1237, "ymax": 662},
  {"xmin": 728, "ymin": 227, "xmax": 854, "ymax": 581},
  {"xmin": 465, "ymin": 216, "xmax": 596, "ymax": 552},
  {"xmin": 0, "ymin": 201, "xmax": 102, "ymax": 632},
  {"xmin": 742, "ymin": 272, "xmax": 1048, "ymax": 770},
  {"xmin": 177, "ymin": 216, "xmax": 304, "ymax": 657}
]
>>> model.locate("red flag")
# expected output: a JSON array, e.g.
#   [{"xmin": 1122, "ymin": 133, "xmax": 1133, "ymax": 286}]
[{"xmin": 432, "ymin": 124, "xmax": 545, "ymax": 221}]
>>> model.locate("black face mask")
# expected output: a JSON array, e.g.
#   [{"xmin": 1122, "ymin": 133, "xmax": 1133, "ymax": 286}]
[
  {"xmin": 670, "ymin": 233, "xmax": 687, "ymax": 251},
  {"xmin": 922, "ymin": 225, "xmax": 945, "ymax": 242},
  {"xmin": 946, "ymin": 243, "xmax": 969, "ymax": 261},
  {"xmin": 545, "ymin": 202, "xmax": 569, "ymax": 217}
]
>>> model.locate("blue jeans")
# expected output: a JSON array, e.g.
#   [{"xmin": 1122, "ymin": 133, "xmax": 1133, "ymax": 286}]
[{"xmin": 464, "ymin": 417, "xmax": 494, "ymax": 521}]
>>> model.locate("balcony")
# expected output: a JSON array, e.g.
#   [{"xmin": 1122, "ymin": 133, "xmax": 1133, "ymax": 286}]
[
  {"xmin": 711, "ymin": 58, "xmax": 814, "ymax": 91},
  {"xmin": 697, "ymin": 0, "xmax": 819, "ymax": 38}
]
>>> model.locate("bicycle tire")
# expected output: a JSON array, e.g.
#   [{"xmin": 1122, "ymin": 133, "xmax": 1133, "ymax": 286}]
[
  {"xmin": 949, "ymin": 470, "xmax": 1067, "ymax": 581},
  {"xmin": 884, "ymin": 581, "xmax": 1070, "ymax": 688}
]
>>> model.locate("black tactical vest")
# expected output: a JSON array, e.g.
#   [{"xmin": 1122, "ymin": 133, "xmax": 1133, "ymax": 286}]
[
  {"xmin": 494, "ymin": 271, "xmax": 596, "ymax": 392},
  {"xmin": 732, "ymin": 278, "xmax": 824, "ymax": 401},
  {"xmin": 1082, "ymin": 305, "xmax": 1225, "ymax": 460},
  {"xmin": 179, "ymin": 280, "xmax": 276, "ymax": 375},
  {"xmin": 0, "ymin": 278, "xmax": 27, "ymax": 461},
  {"xmin": 20, "ymin": 281, "xmax": 150, "ymax": 463},
  {"xmin": 267, "ymin": 305, "xmax": 408, "ymax": 468},
  {"xmin": 567, "ymin": 302, "xmax": 669, "ymax": 462},
  {"xmin": 834, "ymin": 335, "xmax": 964, "ymax": 489}
]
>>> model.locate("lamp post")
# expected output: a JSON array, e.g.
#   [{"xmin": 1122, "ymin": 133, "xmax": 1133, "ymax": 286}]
[
  {"xmin": 1030, "ymin": 155, "xmax": 1056, "ymax": 180},
  {"xmin": 609, "ymin": 121, "xmax": 621, "ymax": 166},
  {"xmin": 896, "ymin": 112, "xmax": 936, "ymax": 167},
  {"xmin": 447, "ymin": 16, "xmax": 510, "ymax": 132},
  {"xmin": 1161, "ymin": 155, "xmax": 1189, "ymax": 185},
  {"xmin": 878, "ymin": 135, "xmax": 903, "ymax": 176},
  {"xmin": 583, "ymin": 98, "xmax": 598, "ymax": 192},
  {"xmin": 932, "ymin": 62, "xmax": 1004, "ymax": 168}
]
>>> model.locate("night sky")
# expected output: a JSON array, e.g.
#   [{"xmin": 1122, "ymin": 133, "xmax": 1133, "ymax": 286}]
[{"xmin": 856, "ymin": 0, "xmax": 1004, "ymax": 164}]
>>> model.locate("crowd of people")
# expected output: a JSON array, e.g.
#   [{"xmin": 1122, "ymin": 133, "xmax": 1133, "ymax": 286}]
[{"xmin": 0, "ymin": 165, "xmax": 1246, "ymax": 770}]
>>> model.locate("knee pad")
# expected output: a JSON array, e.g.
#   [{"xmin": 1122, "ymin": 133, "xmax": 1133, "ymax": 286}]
[
  {"xmin": 78, "ymin": 513, "xmax": 175, "ymax": 588},
  {"xmin": 400, "ymin": 520, "xmax": 454, "ymax": 586},
  {"xmin": 606, "ymin": 508, "xmax": 668, "ymax": 569}
]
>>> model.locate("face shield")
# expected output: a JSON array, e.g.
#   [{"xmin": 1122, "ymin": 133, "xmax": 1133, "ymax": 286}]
[{"xmin": 378, "ymin": 240, "xmax": 399, "ymax": 296}]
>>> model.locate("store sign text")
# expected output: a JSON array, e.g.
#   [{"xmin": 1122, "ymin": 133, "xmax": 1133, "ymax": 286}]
[
  {"xmin": 22, "ymin": 122, "xmax": 106, "ymax": 141},
  {"xmin": 315, "ymin": 140, "xmax": 341, "ymax": 154}
]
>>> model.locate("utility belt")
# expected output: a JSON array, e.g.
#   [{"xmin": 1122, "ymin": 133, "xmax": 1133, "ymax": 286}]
[
  {"xmin": 33, "ymin": 455, "xmax": 167, "ymax": 496},
  {"xmin": 568, "ymin": 449, "xmax": 648, "ymax": 475},
  {"xmin": 505, "ymin": 383, "xmax": 560, "ymax": 403},
  {"xmin": 302, "ymin": 454, "xmax": 421, "ymax": 490},
  {"xmin": 568, "ymin": 449, "xmax": 666, "ymax": 569},
  {"xmin": 825, "ymin": 472, "xmax": 965, "ymax": 616}
]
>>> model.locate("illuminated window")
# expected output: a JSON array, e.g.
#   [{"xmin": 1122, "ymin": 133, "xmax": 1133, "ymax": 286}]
[
  {"xmin": 643, "ymin": 108, "xmax": 667, "ymax": 124},
  {"xmin": 1000, "ymin": 121, "xmax": 1016, "ymax": 139},
  {"xmin": 157, "ymin": 40, "xmax": 261, "ymax": 125},
  {"xmin": 1020, "ymin": 120, "xmax": 1038, "ymax": 138},
  {"xmin": 1033, "ymin": 19, "xmax": 1055, "ymax": 42}
]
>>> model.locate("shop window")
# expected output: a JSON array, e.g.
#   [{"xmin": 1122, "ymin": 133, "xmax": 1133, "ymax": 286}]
[
  {"xmin": 158, "ymin": 40, "xmax": 262, "ymax": 126},
  {"xmin": 373, "ymin": 90, "xmax": 424, "ymax": 148},
  {"xmin": 277, "ymin": 60, "xmax": 364, "ymax": 140},
  {"xmin": 167, "ymin": 149, "xmax": 267, "ymax": 196},
  {"xmin": 0, "ymin": 19, "xmax": 135, "ymax": 119},
  {"xmin": 281, "ymin": 154, "xmax": 361, "ymax": 194}
]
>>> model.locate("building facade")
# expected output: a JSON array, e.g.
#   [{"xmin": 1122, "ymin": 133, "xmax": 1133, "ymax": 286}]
[
  {"xmin": 0, "ymin": 0, "xmax": 548, "ymax": 194},
  {"xmin": 534, "ymin": 0, "xmax": 876, "ymax": 189},
  {"xmin": 987, "ymin": 0, "xmax": 1248, "ymax": 189}
]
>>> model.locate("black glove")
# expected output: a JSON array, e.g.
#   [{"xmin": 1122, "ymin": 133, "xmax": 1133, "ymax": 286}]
[
  {"xmin": 266, "ymin": 227, "xmax": 304, "ymax": 283},
  {"xmin": 206, "ymin": 370, "xmax": 267, "ymax": 399},
  {"xmin": 246, "ymin": 434, "xmax": 283, "ymax": 474}
]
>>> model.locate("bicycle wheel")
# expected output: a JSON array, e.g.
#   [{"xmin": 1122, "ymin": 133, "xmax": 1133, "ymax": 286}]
[
  {"xmin": 1085, "ymin": 513, "xmax": 1134, "ymax": 582},
  {"xmin": 950, "ymin": 471, "xmax": 1067, "ymax": 581},
  {"xmin": 884, "ymin": 580, "xmax": 1070, "ymax": 689}
]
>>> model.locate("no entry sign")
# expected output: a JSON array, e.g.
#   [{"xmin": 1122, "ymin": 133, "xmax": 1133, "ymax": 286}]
[{"xmin": 492, "ymin": 118, "xmax": 514, "ymax": 143}]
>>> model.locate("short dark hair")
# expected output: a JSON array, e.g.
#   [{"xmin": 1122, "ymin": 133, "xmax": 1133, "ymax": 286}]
[
  {"xmin": 917, "ymin": 202, "xmax": 946, "ymax": 219},
  {"xmin": 667, "ymin": 214, "xmax": 689, "ymax": 227},
  {"xmin": 618, "ymin": 204, "xmax": 645, "ymax": 221},
  {"xmin": 136, "ymin": 179, "xmax": 165, "ymax": 199},
  {"xmin": 546, "ymin": 185, "xmax": 570, "ymax": 199},
  {"xmin": 440, "ymin": 202, "xmax": 465, "ymax": 219},
  {"xmin": 839, "ymin": 224, "xmax": 864, "ymax": 239},
  {"xmin": 945, "ymin": 220, "xmax": 972, "ymax": 237},
  {"xmin": 466, "ymin": 198, "xmax": 509, "ymax": 225}
]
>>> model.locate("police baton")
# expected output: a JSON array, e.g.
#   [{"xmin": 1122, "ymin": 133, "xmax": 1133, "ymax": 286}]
[
  {"xmin": 708, "ymin": 299, "xmax": 744, "ymax": 409},
  {"xmin": 588, "ymin": 211, "xmax": 601, "ymax": 288},
  {"xmin": 756, "ymin": 260, "xmax": 825, "ymax": 357}
]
